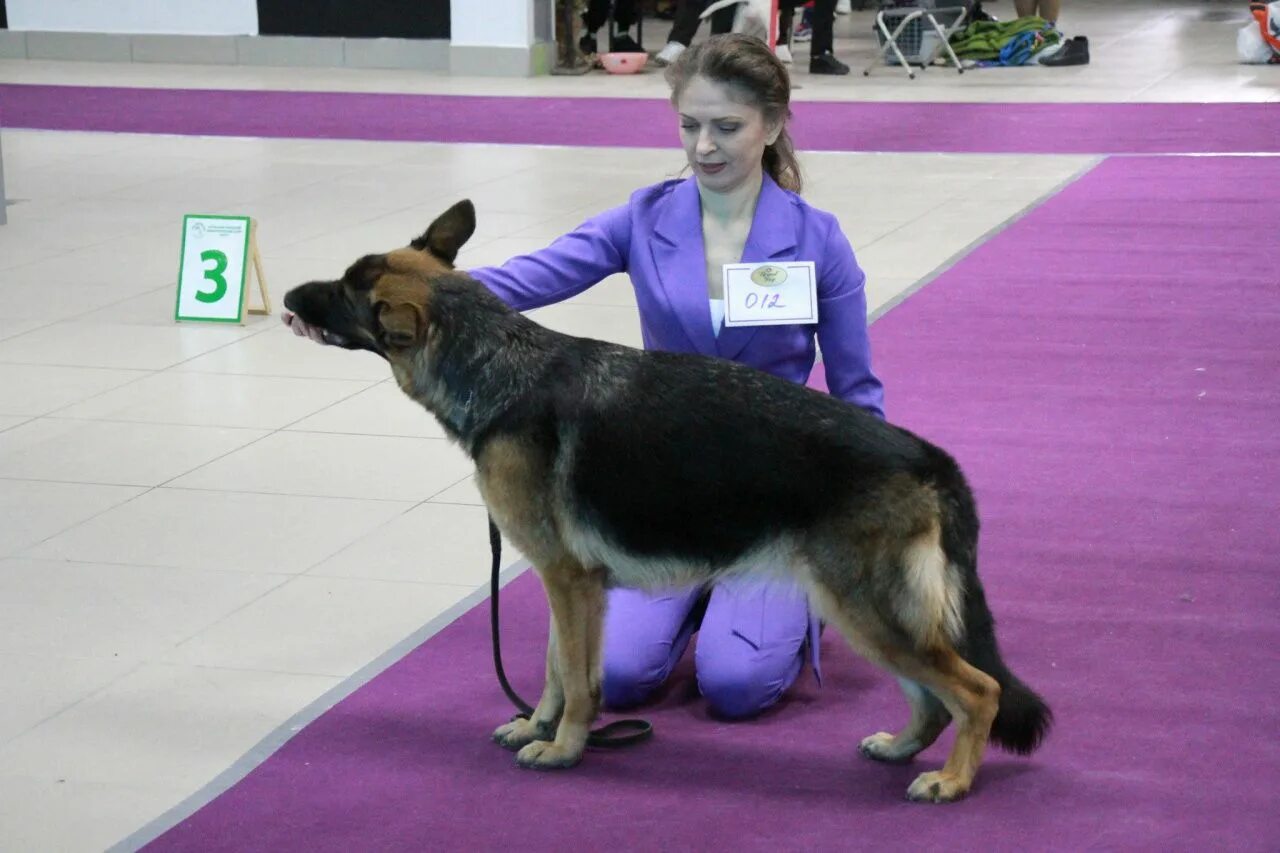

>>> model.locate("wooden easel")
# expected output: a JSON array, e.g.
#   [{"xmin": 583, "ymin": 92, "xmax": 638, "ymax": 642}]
[{"xmin": 241, "ymin": 218, "xmax": 271, "ymax": 318}]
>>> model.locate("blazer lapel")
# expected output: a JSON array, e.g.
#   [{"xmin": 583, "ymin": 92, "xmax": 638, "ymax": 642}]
[
  {"xmin": 716, "ymin": 174, "xmax": 799, "ymax": 362},
  {"xmin": 651, "ymin": 179, "xmax": 719, "ymax": 357}
]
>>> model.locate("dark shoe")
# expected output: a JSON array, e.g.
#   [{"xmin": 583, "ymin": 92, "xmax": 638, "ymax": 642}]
[
  {"xmin": 809, "ymin": 52, "xmax": 850, "ymax": 75},
  {"xmin": 609, "ymin": 33, "xmax": 644, "ymax": 53},
  {"xmin": 579, "ymin": 32, "xmax": 598, "ymax": 56},
  {"xmin": 1040, "ymin": 35, "xmax": 1089, "ymax": 66}
]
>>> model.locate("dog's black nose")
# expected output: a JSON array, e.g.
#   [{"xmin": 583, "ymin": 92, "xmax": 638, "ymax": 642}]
[{"xmin": 283, "ymin": 281, "xmax": 325, "ymax": 314}]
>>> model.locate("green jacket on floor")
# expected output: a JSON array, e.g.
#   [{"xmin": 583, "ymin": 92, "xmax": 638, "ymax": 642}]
[{"xmin": 949, "ymin": 16, "xmax": 1060, "ymax": 60}]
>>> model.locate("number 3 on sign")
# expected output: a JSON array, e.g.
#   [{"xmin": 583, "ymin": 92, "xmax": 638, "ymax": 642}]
[
  {"xmin": 197, "ymin": 250, "xmax": 229, "ymax": 304},
  {"xmin": 176, "ymin": 214, "xmax": 270, "ymax": 323}
]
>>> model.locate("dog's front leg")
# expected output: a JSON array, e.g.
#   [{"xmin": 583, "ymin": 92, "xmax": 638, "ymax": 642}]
[
  {"xmin": 493, "ymin": 617, "xmax": 563, "ymax": 750},
  {"xmin": 516, "ymin": 562, "xmax": 604, "ymax": 770}
]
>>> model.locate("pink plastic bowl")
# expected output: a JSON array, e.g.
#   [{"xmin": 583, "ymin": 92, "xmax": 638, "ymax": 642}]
[{"xmin": 600, "ymin": 52, "xmax": 649, "ymax": 74}]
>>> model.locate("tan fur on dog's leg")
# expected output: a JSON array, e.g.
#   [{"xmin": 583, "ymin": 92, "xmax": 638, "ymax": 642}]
[
  {"xmin": 896, "ymin": 650, "xmax": 999, "ymax": 803},
  {"xmin": 516, "ymin": 562, "xmax": 604, "ymax": 770},
  {"xmin": 493, "ymin": 617, "xmax": 563, "ymax": 750}
]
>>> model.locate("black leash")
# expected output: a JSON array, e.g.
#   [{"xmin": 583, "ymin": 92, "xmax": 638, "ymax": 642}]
[{"xmin": 488, "ymin": 515, "xmax": 653, "ymax": 748}]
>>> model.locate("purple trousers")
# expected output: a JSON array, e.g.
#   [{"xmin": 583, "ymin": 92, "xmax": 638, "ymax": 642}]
[{"xmin": 601, "ymin": 578, "xmax": 819, "ymax": 719}]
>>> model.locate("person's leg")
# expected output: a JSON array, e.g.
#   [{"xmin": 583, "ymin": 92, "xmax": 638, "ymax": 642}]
[
  {"xmin": 1013, "ymin": 0, "xmax": 1037, "ymax": 18},
  {"xmin": 1039, "ymin": 0, "xmax": 1061, "ymax": 24},
  {"xmin": 709, "ymin": 1, "xmax": 737, "ymax": 36},
  {"xmin": 808, "ymin": 0, "xmax": 836, "ymax": 55},
  {"xmin": 807, "ymin": 0, "xmax": 848, "ymax": 74},
  {"xmin": 602, "ymin": 586, "xmax": 705, "ymax": 709},
  {"xmin": 610, "ymin": 0, "xmax": 645, "ymax": 52},
  {"xmin": 583, "ymin": 0, "xmax": 612, "ymax": 33},
  {"xmin": 694, "ymin": 578, "xmax": 811, "ymax": 719},
  {"xmin": 614, "ymin": 0, "xmax": 638, "ymax": 29},
  {"xmin": 581, "ymin": 0, "xmax": 611, "ymax": 53},
  {"xmin": 775, "ymin": 1, "xmax": 798, "ymax": 62},
  {"xmin": 793, "ymin": 2, "xmax": 813, "ymax": 41},
  {"xmin": 777, "ymin": 1, "xmax": 796, "ymax": 43},
  {"xmin": 665, "ymin": 0, "xmax": 706, "ymax": 47}
]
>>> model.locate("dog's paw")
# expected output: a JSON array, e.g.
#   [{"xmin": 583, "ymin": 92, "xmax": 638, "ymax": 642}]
[
  {"xmin": 906, "ymin": 770, "xmax": 969, "ymax": 804},
  {"xmin": 492, "ymin": 718, "xmax": 552, "ymax": 751},
  {"xmin": 858, "ymin": 732, "xmax": 916, "ymax": 764},
  {"xmin": 515, "ymin": 739, "xmax": 583, "ymax": 770}
]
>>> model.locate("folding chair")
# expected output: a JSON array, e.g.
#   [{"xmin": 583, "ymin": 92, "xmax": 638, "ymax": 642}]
[{"xmin": 864, "ymin": 0, "xmax": 969, "ymax": 79}]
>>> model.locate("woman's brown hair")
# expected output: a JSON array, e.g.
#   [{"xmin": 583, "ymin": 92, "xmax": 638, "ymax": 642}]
[{"xmin": 664, "ymin": 33, "xmax": 802, "ymax": 193}]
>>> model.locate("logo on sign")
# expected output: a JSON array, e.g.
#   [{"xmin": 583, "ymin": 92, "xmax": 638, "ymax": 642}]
[{"xmin": 750, "ymin": 264, "xmax": 788, "ymax": 287}]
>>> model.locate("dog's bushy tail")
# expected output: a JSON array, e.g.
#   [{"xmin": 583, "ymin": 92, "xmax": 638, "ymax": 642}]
[
  {"xmin": 935, "ymin": 458, "xmax": 1053, "ymax": 755},
  {"xmin": 958, "ymin": 579, "xmax": 1053, "ymax": 754}
]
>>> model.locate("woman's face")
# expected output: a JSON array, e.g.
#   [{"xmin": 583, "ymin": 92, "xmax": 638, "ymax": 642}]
[{"xmin": 676, "ymin": 74, "xmax": 780, "ymax": 195}]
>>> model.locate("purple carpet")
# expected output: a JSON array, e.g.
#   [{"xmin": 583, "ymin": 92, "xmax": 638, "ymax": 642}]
[
  {"xmin": 3, "ymin": 84, "xmax": 1280, "ymax": 154},
  {"xmin": 143, "ymin": 154, "xmax": 1280, "ymax": 851}
]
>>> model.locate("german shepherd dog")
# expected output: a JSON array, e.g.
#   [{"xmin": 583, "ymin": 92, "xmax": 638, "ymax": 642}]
[{"xmin": 283, "ymin": 201, "xmax": 1052, "ymax": 803}]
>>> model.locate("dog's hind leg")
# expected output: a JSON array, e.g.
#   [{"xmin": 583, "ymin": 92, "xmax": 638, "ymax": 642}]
[
  {"xmin": 890, "ymin": 648, "xmax": 999, "ymax": 803},
  {"xmin": 857, "ymin": 677, "xmax": 951, "ymax": 764},
  {"xmin": 493, "ymin": 616, "xmax": 563, "ymax": 750},
  {"xmin": 811, "ymin": 588, "xmax": 998, "ymax": 803},
  {"xmin": 515, "ymin": 560, "xmax": 605, "ymax": 770}
]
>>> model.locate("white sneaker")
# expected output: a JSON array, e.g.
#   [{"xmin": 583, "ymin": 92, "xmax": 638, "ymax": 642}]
[
  {"xmin": 775, "ymin": 44, "xmax": 793, "ymax": 64},
  {"xmin": 836, "ymin": 0, "xmax": 852, "ymax": 13},
  {"xmin": 654, "ymin": 41, "xmax": 686, "ymax": 67}
]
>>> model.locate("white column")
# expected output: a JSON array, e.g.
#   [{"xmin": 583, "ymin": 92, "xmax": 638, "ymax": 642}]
[
  {"xmin": 450, "ymin": 0, "xmax": 555, "ymax": 76},
  {"xmin": 0, "ymin": 131, "xmax": 7, "ymax": 226}
]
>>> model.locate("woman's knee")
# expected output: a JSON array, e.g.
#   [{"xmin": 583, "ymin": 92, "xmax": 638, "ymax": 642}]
[
  {"xmin": 695, "ymin": 645, "xmax": 803, "ymax": 719},
  {"xmin": 601, "ymin": 587, "xmax": 703, "ymax": 709},
  {"xmin": 602, "ymin": 648, "xmax": 670, "ymax": 708},
  {"xmin": 694, "ymin": 580, "xmax": 809, "ymax": 718}
]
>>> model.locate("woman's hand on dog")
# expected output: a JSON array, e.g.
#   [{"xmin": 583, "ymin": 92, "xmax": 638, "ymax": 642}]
[{"xmin": 282, "ymin": 311, "xmax": 330, "ymax": 345}]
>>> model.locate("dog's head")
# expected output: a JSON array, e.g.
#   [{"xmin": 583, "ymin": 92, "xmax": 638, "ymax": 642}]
[{"xmin": 282, "ymin": 199, "xmax": 476, "ymax": 360}]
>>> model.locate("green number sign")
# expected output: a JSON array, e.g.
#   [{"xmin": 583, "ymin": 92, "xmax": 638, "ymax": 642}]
[{"xmin": 176, "ymin": 215, "xmax": 252, "ymax": 323}]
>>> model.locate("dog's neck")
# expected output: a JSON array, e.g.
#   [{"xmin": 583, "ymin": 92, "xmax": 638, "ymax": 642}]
[{"xmin": 394, "ymin": 274, "xmax": 552, "ymax": 453}]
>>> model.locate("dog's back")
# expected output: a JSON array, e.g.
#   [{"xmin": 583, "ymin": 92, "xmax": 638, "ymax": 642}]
[{"xmin": 533, "ymin": 337, "xmax": 945, "ymax": 567}]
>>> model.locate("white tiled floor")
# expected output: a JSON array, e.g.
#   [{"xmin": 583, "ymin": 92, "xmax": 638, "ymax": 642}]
[{"xmin": 0, "ymin": 2, "xmax": 1275, "ymax": 849}]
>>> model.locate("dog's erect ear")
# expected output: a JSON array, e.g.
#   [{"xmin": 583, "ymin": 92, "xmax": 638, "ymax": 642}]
[
  {"xmin": 377, "ymin": 301, "xmax": 423, "ymax": 350},
  {"xmin": 410, "ymin": 200, "xmax": 476, "ymax": 265}
]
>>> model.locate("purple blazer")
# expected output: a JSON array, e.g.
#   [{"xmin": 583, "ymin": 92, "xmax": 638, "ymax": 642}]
[{"xmin": 469, "ymin": 173, "xmax": 884, "ymax": 418}]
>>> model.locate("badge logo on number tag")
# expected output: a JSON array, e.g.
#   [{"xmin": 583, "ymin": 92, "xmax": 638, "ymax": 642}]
[
  {"xmin": 723, "ymin": 261, "xmax": 818, "ymax": 327},
  {"xmin": 750, "ymin": 264, "xmax": 789, "ymax": 287}
]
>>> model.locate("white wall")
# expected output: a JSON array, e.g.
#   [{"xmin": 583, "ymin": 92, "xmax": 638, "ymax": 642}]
[
  {"xmin": 6, "ymin": 0, "xmax": 260, "ymax": 35},
  {"xmin": 451, "ymin": 0, "xmax": 544, "ymax": 48}
]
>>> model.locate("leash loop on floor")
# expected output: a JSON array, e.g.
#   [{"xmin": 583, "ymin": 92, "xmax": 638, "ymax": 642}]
[{"xmin": 488, "ymin": 515, "xmax": 653, "ymax": 749}]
